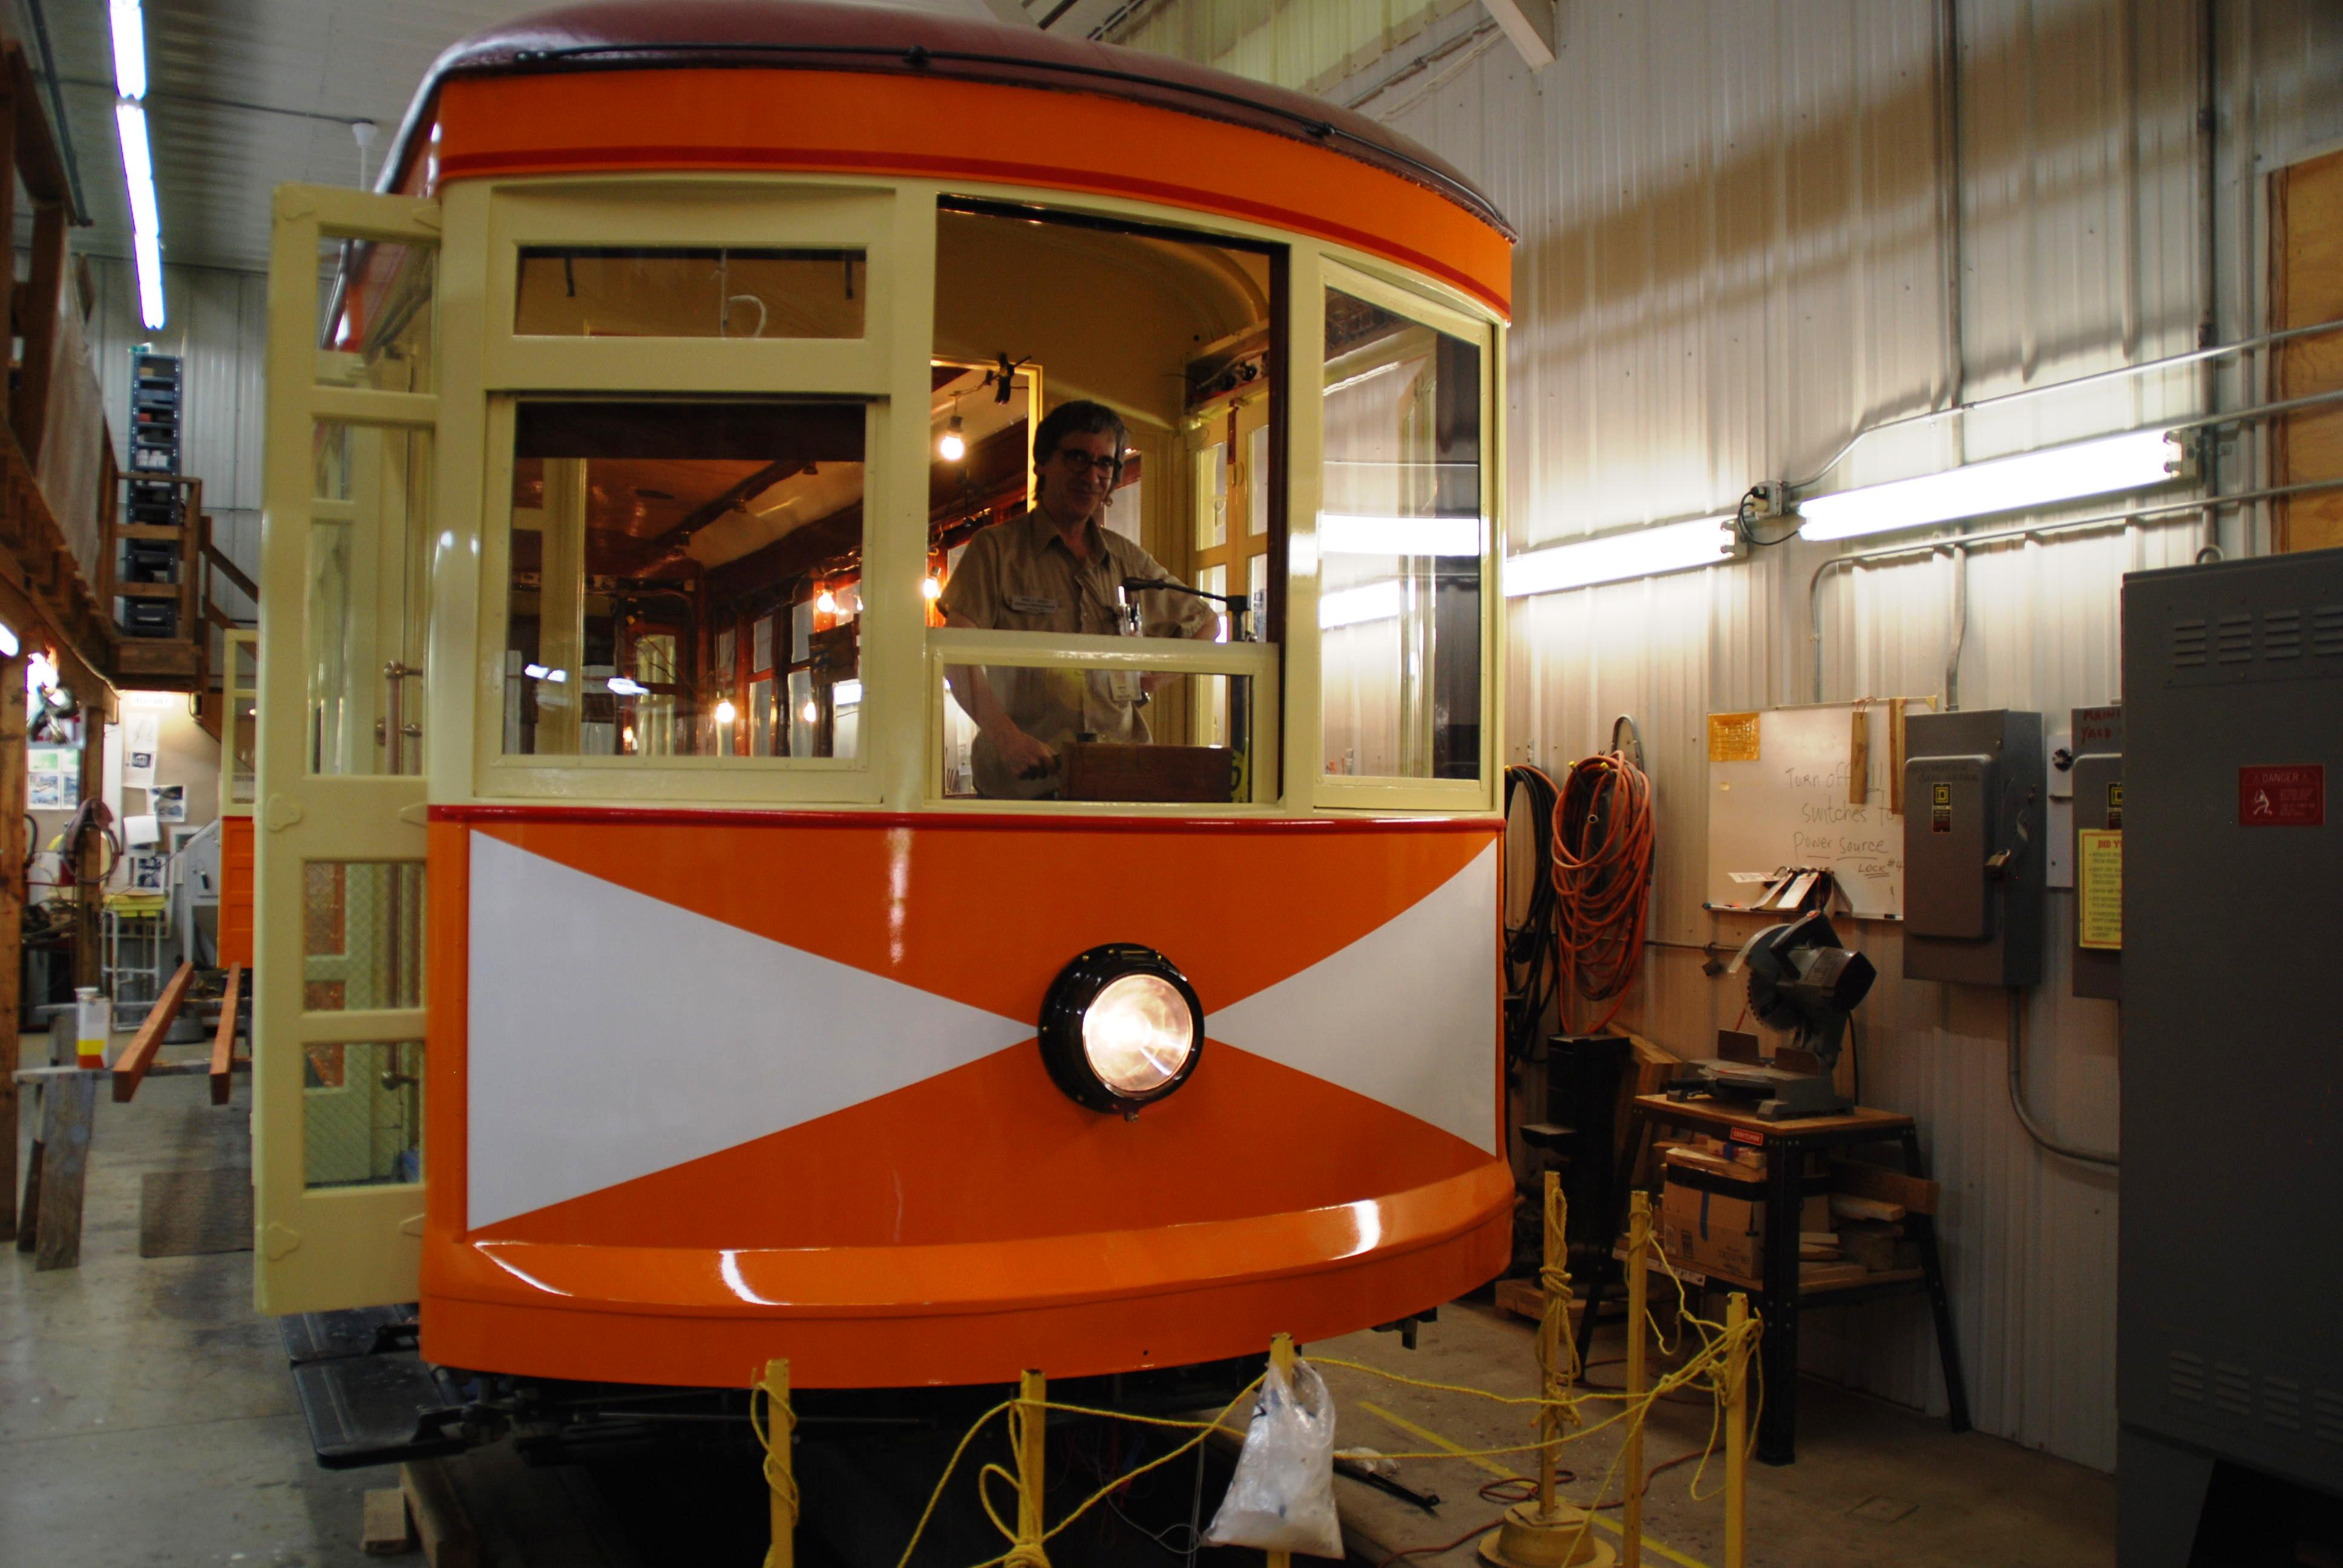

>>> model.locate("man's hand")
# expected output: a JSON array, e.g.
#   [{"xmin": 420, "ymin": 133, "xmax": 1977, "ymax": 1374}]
[{"xmin": 986, "ymin": 721, "xmax": 1059, "ymax": 780}]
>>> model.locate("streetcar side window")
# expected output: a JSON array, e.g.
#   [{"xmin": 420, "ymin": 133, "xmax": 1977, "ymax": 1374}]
[
  {"xmin": 501, "ymin": 398, "xmax": 867, "ymax": 759},
  {"xmin": 514, "ymin": 247, "xmax": 866, "ymax": 339},
  {"xmin": 1319, "ymin": 287, "xmax": 1486, "ymax": 783}
]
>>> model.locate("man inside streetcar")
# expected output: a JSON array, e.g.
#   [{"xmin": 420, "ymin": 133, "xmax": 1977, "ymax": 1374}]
[{"xmin": 939, "ymin": 399, "xmax": 1217, "ymax": 798}]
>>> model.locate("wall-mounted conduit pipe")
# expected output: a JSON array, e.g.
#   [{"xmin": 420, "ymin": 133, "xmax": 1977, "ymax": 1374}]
[
  {"xmin": 2008, "ymin": 988, "xmax": 2119, "ymax": 1168},
  {"xmin": 1788, "ymin": 313, "xmax": 2343, "ymax": 496},
  {"xmin": 1806, "ymin": 474, "xmax": 2343, "ymax": 703}
]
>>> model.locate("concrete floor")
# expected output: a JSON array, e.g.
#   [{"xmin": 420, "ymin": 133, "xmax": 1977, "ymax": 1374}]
[
  {"xmin": 2, "ymin": 1046, "xmax": 378, "ymax": 1567},
  {"xmin": 4, "ymin": 1034, "xmax": 2115, "ymax": 1566}
]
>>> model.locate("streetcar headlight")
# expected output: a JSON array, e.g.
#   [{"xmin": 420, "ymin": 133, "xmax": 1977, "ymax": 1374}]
[{"xmin": 1040, "ymin": 945, "xmax": 1204, "ymax": 1115}]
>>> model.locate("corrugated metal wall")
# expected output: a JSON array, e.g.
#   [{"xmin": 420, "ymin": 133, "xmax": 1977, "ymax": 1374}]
[
  {"xmin": 1118, "ymin": 0, "xmax": 2343, "ymax": 1471},
  {"xmin": 80, "ymin": 255, "xmax": 267, "ymax": 623}
]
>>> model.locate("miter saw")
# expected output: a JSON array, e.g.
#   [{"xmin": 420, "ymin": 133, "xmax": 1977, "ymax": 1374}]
[{"xmin": 1677, "ymin": 910, "xmax": 1876, "ymax": 1119}]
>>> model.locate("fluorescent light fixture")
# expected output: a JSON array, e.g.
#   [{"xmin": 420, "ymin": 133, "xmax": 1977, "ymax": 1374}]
[
  {"xmin": 1319, "ymin": 580, "xmax": 1402, "ymax": 630},
  {"xmin": 605, "ymin": 676, "xmax": 649, "ymax": 697},
  {"xmin": 116, "ymin": 101, "xmax": 165, "ymax": 329},
  {"xmin": 833, "ymin": 679, "xmax": 864, "ymax": 707},
  {"xmin": 522, "ymin": 663, "xmax": 568, "ymax": 683},
  {"xmin": 0, "ymin": 621, "xmax": 17, "ymax": 659},
  {"xmin": 1797, "ymin": 429, "xmax": 2182, "ymax": 542},
  {"xmin": 109, "ymin": 0, "xmax": 146, "ymax": 101},
  {"xmin": 1504, "ymin": 517, "xmax": 1734, "ymax": 598},
  {"xmin": 1319, "ymin": 514, "xmax": 1481, "ymax": 557},
  {"xmin": 116, "ymin": 102, "xmax": 157, "ymax": 232},
  {"xmin": 132, "ymin": 230, "xmax": 165, "ymax": 330}
]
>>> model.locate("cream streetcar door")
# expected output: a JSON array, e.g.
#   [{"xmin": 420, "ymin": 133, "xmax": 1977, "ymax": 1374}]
[{"xmin": 254, "ymin": 185, "xmax": 440, "ymax": 1314}]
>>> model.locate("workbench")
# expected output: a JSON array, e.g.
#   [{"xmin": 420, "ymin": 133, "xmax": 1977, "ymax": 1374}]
[{"xmin": 1571, "ymin": 1093, "xmax": 1971, "ymax": 1465}]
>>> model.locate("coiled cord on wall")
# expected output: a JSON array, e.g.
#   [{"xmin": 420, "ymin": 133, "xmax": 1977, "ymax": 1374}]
[{"xmin": 1552, "ymin": 740, "xmax": 1656, "ymax": 1036}]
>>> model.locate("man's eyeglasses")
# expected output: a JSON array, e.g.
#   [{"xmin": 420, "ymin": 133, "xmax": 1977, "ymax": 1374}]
[{"xmin": 1050, "ymin": 449, "xmax": 1121, "ymax": 477}]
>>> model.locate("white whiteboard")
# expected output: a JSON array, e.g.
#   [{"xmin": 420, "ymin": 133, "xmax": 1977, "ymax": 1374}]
[{"xmin": 1703, "ymin": 701, "xmax": 1935, "ymax": 920}]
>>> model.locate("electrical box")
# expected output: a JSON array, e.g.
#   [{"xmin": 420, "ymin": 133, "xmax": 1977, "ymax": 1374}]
[
  {"xmin": 2119, "ymin": 548, "xmax": 2343, "ymax": 1554},
  {"xmin": 1901, "ymin": 709, "xmax": 2043, "ymax": 986},
  {"xmin": 2068, "ymin": 705, "xmax": 2122, "ymax": 1001}
]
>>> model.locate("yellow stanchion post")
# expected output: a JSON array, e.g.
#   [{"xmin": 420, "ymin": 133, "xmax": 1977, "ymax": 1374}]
[
  {"xmin": 1012, "ymin": 1368, "xmax": 1049, "ymax": 1568},
  {"xmin": 1480, "ymin": 1172, "xmax": 1611, "ymax": 1568},
  {"xmin": 1622, "ymin": 1191, "xmax": 1650, "ymax": 1568},
  {"xmin": 1724, "ymin": 1293, "xmax": 1749, "ymax": 1568},
  {"xmin": 758, "ymin": 1358, "xmax": 796, "ymax": 1568},
  {"xmin": 1267, "ymin": 1332, "xmax": 1296, "ymax": 1568}
]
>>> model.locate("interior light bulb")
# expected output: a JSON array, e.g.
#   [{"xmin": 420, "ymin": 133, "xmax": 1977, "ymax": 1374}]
[
  {"xmin": 801, "ymin": 699, "xmax": 820, "ymax": 725},
  {"xmin": 816, "ymin": 589, "xmax": 839, "ymax": 615},
  {"xmin": 715, "ymin": 699, "xmax": 737, "ymax": 725},
  {"xmin": 922, "ymin": 574, "xmax": 943, "ymax": 601},
  {"xmin": 939, "ymin": 413, "xmax": 966, "ymax": 462}
]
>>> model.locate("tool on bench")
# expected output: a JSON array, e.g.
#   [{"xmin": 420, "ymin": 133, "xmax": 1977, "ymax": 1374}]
[{"xmin": 1675, "ymin": 910, "xmax": 1875, "ymax": 1119}]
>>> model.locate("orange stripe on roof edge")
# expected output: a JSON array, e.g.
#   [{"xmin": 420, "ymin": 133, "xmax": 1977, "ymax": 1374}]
[{"xmin": 432, "ymin": 70, "xmax": 1513, "ymax": 318}]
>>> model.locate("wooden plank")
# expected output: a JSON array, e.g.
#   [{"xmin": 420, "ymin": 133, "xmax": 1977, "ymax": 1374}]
[
  {"xmin": 402, "ymin": 1460, "xmax": 480, "ymax": 1568},
  {"xmin": 203, "ymin": 532, "xmax": 260, "ymax": 599},
  {"xmin": 12, "ymin": 201, "xmax": 67, "ymax": 467},
  {"xmin": 114, "ymin": 580, "xmax": 185, "ymax": 599},
  {"xmin": 31, "ymin": 1067, "xmax": 95, "ymax": 1270},
  {"xmin": 1829, "ymin": 1193, "xmax": 1906, "ymax": 1224},
  {"xmin": 211, "ymin": 965, "xmax": 244, "ymax": 1106},
  {"xmin": 111, "ymin": 960, "xmax": 197, "ymax": 1103},
  {"xmin": 1630, "ymin": 1091, "xmax": 1915, "ymax": 1138},
  {"xmin": 1830, "ymin": 1157, "xmax": 1938, "ymax": 1218},
  {"xmin": 362, "ymin": 1488, "xmax": 416, "ymax": 1556},
  {"xmin": 2273, "ymin": 147, "xmax": 2343, "ymax": 552}
]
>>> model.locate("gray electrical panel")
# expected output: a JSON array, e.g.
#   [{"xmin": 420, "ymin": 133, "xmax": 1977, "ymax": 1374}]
[
  {"xmin": 2119, "ymin": 549, "xmax": 2343, "ymax": 1563},
  {"xmin": 2069, "ymin": 705, "xmax": 2122, "ymax": 1001},
  {"xmin": 1901, "ymin": 709, "xmax": 2044, "ymax": 986}
]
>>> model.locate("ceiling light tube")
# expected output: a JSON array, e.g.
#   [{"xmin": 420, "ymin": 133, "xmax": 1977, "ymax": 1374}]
[
  {"xmin": 108, "ymin": 0, "xmax": 146, "ymax": 101},
  {"xmin": 1319, "ymin": 514, "xmax": 1482, "ymax": 557},
  {"xmin": 116, "ymin": 102, "xmax": 158, "ymax": 233},
  {"xmin": 131, "ymin": 229, "xmax": 165, "ymax": 331},
  {"xmin": 1502, "ymin": 516, "xmax": 1735, "ymax": 598},
  {"xmin": 1795, "ymin": 429, "xmax": 2184, "ymax": 543},
  {"xmin": 0, "ymin": 621, "xmax": 18, "ymax": 659}
]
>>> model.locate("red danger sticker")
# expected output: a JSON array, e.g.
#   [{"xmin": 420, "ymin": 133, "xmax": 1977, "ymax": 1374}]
[{"xmin": 2239, "ymin": 765, "xmax": 2324, "ymax": 827}]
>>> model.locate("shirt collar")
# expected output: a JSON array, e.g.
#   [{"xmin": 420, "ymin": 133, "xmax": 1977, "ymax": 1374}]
[{"xmin": 1024, "ymin": 506, "xmax": 1109, "ymax": 567}]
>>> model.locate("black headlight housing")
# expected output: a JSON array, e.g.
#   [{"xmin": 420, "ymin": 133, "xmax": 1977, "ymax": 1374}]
[{"xmin": 1038, "ymin": 944, "xmax": 1205, "ymax": 1116}]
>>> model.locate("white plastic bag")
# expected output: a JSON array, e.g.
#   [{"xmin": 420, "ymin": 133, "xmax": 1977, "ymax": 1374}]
[{"xmin": 1202, "ymin": 1355, "xmax": 1344, "ymax": 1559}]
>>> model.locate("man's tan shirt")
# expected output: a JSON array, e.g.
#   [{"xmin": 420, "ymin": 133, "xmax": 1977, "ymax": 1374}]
[{"xmin": 937, "ymin": 508, "xmax": 1214, "ymax": 795}]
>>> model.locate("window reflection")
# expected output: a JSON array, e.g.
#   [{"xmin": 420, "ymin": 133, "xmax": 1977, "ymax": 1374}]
[{"xmin": 1319, "ymin": 289, "xmax": 1483, "ymax": 781}]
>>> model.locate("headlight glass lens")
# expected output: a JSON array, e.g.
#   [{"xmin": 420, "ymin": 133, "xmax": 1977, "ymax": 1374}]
[{"xmin": 1081, "ymin": 973, "xmax": 1194, "ymax": 1096}]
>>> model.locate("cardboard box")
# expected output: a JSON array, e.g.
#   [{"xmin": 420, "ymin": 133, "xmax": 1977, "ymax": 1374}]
[{"xmin": 1659, "ymin": 1153, "xmax": 1830, "ymax": 1282}]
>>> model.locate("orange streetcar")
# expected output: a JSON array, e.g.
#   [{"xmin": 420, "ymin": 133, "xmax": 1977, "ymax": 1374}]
[{"xmin": 254, "ymin": 1, "xmax": 1516, "ymax": 1457}]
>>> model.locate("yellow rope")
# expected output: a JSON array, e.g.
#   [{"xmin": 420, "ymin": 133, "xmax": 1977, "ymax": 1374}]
[
  {"xmin": 750, "ymin": 1368, "xmax": 800, "ymax": 1568},
  {"xmin": 880, "ymin": 1230, "xmax": 1766, "ymax": 1568}
]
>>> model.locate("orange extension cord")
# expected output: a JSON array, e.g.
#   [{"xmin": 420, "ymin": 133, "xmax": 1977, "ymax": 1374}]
[{"xmin": 1549, "ymin": 748, "xmax": 1656, "ymax": 1036}]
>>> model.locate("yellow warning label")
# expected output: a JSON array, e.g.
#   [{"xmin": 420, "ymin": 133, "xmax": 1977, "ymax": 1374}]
[
  {"xmin": 2077, "ymin": 829, "xmax": 2123, "ymax": 950},
  {"xmin": 1932, "ymin": 782, "xmax": 1952, "ymax": 808},
  {"xmin": 1708, "ymin": 711, "xmax": 1760, "ymax": 763}
]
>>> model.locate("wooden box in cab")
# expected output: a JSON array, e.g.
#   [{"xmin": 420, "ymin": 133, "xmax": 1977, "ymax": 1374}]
[{"xmin": 1061, "ymin": 743, "xmax": 1237, "ymax": 803}]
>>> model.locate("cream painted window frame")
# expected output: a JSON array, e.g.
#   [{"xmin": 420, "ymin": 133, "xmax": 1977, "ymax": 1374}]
[
  {"xmin": 924, "ymin": 627, "xmax": 1280, "ymax": 814},
  {"xmin": 1309, "ymin": 258, "xmax": 1501, "ymax": 815},
  {"xmin": 468, "ymin": 175, "xmax": 930, "ymax": 805},
  {"xmin": 482, "ymin": 178, "xmax": 898, "ymax": 397}
]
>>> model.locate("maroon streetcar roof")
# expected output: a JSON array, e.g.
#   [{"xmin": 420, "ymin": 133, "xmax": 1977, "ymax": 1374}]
[{"xmin": 382, "ymin": 0, "xmax": 1515, "ymax": 241}]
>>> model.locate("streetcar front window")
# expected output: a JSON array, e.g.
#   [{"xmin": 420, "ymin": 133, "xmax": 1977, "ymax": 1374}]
[{"xmin": 502, "ymin": 398, "xmax": 867, "ymax": 759}]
